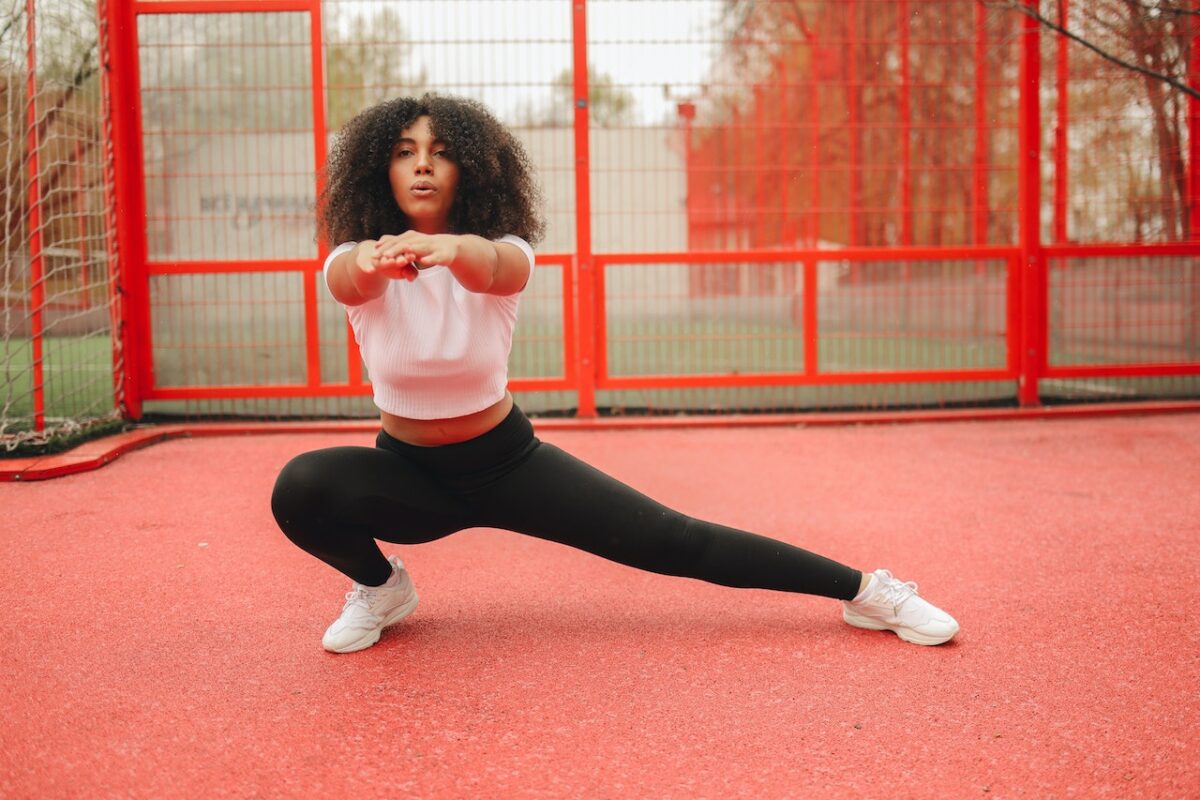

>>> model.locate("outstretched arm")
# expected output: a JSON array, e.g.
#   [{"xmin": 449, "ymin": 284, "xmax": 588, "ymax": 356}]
[
  {"xmin": 375, "ymin": 232, "xmax": 531, "ymax": 295},
  {"xmin": 325, "ymin": 240, "xmax": 420, "ymax": 306}
]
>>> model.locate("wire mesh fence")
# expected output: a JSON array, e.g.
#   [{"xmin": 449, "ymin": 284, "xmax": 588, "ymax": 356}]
[
  {"xmin": 2, "ymin": 0, "xmax": 1197, "ymax": 454},
  {"xmin": 1, "ymin": 0, "xmax": 121, "ymax": 453},
  {"xmin": 1040, "ymin": 0, "xmax": 1195, "ymax": 245}
]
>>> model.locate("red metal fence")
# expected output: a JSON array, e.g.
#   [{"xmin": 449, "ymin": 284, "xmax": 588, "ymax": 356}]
[{"xmin": 3, "ymin": 0, "xmax": 1198, "ymax": 450}]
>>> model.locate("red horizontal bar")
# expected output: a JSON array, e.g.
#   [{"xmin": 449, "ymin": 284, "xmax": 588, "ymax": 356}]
[
  {"xmin": 147, "ymin": 377, "xmax": 573, "ymax": 400},
  {"xmin": 148, "ymin": 259, "xmax": 317, "ymax": 274},
  {"xmin": 596, "ymin": 247, "xmax": 1020, "ymax": 265},
  {"xmin": 1044, "ymin": 243, "xmax": 1200, "ymax": 258},
  {"xmin": 1044, "ymin": 363, "xmax": 1200, "ymax": 378},
  {"xmin": 147, "ymin": 385, "xmax": 373, "ymax": 400},
  {"xmin": 134, "ymin": 0, "xmax": 309, "ymax": 13},
  {"xmin": 137, "ymin": 42, "xmax": 313, "ymax": 51},
  {"xmin": 598, "ymin": 369, "xmax": 1015, "ymax": 391},
  {"xmin": 148, "ymin": 256, "xmax": 572, "ymax": 275},
  {"xmin": 509, "ymin": 377, "xmax": 573, "ymax": 392},
  {"xmin": 531, "ymin": 254, "xmax": 573, "ymax": 266},
  {"xmin": 679, "ymin": 163, "xmax": 1021, "ymax": 177}
]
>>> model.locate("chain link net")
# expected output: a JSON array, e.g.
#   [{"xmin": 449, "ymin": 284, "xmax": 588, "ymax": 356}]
[{"xmin": 0, "ymin": 0, "xmax": 121, "ymax": 455}]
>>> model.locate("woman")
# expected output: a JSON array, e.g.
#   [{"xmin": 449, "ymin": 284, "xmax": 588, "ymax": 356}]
[{"xmin": 271, "ymin": 94, "xmax": 959, "ymax": 653}]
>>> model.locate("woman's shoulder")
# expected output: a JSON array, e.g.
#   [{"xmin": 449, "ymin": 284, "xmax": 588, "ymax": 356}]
[
  {"xmin": 494, "ymin": 234, "xmax": 534, "ymax": 268},
  {"xmin": 323, "ymin": 241, "xmax": 357, "ymax": 274}
]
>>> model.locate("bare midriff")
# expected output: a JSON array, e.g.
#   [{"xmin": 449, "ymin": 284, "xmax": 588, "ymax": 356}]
[{"xmin": 380, "ymin": 392, "xmax": 514, "ymax": 447}]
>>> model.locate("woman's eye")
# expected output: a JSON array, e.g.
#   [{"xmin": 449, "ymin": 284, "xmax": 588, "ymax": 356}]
[
  {"xmin": 396, "ymin": 149, "xmax": 413, "ymax": 158},
  {"xmin": 433, "ymin": 150, "xmax": 450, "ymax": 159}
]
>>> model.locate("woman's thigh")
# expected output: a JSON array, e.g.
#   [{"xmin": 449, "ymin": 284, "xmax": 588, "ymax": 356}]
[
  {"xmin": 471, "ymin": 441, "xmax": 689, "ymax": 567},
  {"xmin": 273, "ymin": 445, "xmax": 475, "ymax": 544}
]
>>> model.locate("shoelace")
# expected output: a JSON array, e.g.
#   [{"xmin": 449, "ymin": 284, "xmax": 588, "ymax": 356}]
[
  {"xmin": 341, "ymin": 585, "xmax": 382, "ymax": 617},
  {"xmin": 876, "ymin": 570, "xmax": 920, "ymax": 608}
]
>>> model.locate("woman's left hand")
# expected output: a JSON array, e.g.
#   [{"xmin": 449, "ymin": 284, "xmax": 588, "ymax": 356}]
[{"xmin": 375, "ymin": 232, "xmax": 459, "ymax": 273}]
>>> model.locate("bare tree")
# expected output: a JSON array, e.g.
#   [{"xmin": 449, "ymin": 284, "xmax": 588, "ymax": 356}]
[
  {"xmin": 324, "ymin": 6, "xmax": 426, "ymax": 131},
  {"xmin": 985, "ymin": 0, "xmax": 1198, "ymax": 100},
  {"xmin": 988, "ymin": 0, "xmax": 1194, "ymax": 240},
  {"xmin": 518, "ymin": 66, "xmax": 636, "ymax": 128}
]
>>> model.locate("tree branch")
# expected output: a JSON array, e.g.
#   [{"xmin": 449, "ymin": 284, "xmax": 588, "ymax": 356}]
[
  {"xmin": 0, "ymin": 0, "xmax": 23, "ymax": 50},
  {"xmin": 984, "ymin": 0, "xmax": 1199, "ymax": 100},
  {"xmin": 1121, "ymin": 0, "xmax": 1199, "ymax": 16},
  {"xmin": 785, "ymin": 0, "xmax": 815, "ymax": 40}
]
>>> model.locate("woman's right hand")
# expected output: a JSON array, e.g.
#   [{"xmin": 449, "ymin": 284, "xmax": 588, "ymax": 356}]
[
  {"xmin": 327, "ymin": 238, "xmax": 419, "ymax": 306},
  {"xmin": 355, "ymin": 239, "xmax": 419, "ymax": 283}
]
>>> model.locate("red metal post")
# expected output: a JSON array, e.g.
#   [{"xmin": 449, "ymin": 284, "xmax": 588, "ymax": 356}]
[
  {"xmin": 1189, "ymin": 0, "xmax": 1199, "ymax": 354},
  {"xmin": 572, "ymin": 0, "xmax": 596, "ymax": 416},
  {"xmin": 807, "ymin": 42, "xmax": 820, "ymax": 246},
  {"xmin": 25, "ymin": 0, "xmax": 45, "ymax": 430},
  {"xmin": 1053, "ymin": 0, "xmax": 1069, "ymax": 244},
  {"xmin": 103, "ymin": 0, "xmax": 149, "ymax": 419},
  {"xmin": 1189, "ymin": 0, "xmax": 1199, "ymax": 240},
  {"xmin": 305, "ymin": 0, "xmax": 326, "ymax": 387},
  {"xmin": 98, "ymin": 0, "xmax": 122, "ymax": 412},
  {"xmin": 1018, "ymin": 0, "xmax": 1043, "ymax": 406},
  {"xmin": 974, "ymin": 0, "xmax": 989, "ymax": 251},
  {"xmin": 900, "ymin": 0, "xmax": 913, "ymax": 248},
  {"xmin": 846, "ymin": 0, "xmax": 860, "ymax": 249}
]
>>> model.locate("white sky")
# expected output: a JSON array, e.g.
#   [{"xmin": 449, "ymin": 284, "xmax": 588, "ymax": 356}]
[{"xmin": 327, "ymin": 0, "xmax": 724, "ymax": 124}]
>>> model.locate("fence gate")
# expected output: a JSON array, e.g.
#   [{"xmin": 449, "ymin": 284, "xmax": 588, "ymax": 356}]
[
  {"xmin": 111, "ymin": 2, "xmax": 329, "ymax": 420},
  {"xmin": 107, "ymin": 0, "xmax": 582, "ymax": 424}
]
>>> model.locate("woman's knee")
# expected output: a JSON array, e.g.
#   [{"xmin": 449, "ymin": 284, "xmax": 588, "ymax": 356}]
[{"xmin": 271, "ymin": 451, "xmax": 333, "ymax": 530}]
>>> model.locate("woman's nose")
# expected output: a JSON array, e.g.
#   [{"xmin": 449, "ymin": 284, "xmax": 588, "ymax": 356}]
[{"xmin": 415, "ymin": 152, "xmax": 433, "ymax": 173}]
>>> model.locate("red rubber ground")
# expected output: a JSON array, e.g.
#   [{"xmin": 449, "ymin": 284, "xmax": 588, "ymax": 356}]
[{"xmin": 2, "ymin": 414, "xmax": 1198, "ymax": 798}]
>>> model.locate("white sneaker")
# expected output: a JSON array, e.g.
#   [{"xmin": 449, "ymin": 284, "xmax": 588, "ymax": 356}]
[
  {"xmin": 842, "ymin": 569, "xmax": 959, "ymax": 646},
  {"xmin": 322, "ymin": 555, "xmax": 419, "ymax": 653}
]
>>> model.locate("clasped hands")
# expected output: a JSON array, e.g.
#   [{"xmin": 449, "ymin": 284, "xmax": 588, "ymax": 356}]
[{"xmin": 355, "ymin": 232, "xmax": 459, "ymax": 282}]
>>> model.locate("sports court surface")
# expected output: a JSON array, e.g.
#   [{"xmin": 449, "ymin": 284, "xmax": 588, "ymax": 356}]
[{"xmin": 3, "ymin": 412, "xmax": 1198, "ymax": 798}]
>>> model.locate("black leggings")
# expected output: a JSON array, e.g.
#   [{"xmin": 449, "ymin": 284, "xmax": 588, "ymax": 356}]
[{"xmin": 271, "ymin": 405, "xmax": 862, "ymax": 600}]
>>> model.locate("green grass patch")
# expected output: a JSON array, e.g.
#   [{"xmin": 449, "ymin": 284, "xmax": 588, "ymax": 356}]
[
  {"xmin": 2, "ymin": 335, "xmax": 118, "ymax": 422},
  {"xmin": 579, "ymin": 319, "xmax": 1008, "ymax": 376}
]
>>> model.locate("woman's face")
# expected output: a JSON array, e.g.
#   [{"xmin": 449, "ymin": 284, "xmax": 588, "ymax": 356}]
[{"xmin": 388, "ymin": 115, "xmax": 459, "ymax": 233}]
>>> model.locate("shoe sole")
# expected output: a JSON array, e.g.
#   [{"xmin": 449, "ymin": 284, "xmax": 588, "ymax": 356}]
[
  {"xmin": 842, "ymin": 608, "xmax": 957, "ymax": 646},
  {"xmin": 324, "ymin": 591, "xmax": 420, "ymax": 654}
]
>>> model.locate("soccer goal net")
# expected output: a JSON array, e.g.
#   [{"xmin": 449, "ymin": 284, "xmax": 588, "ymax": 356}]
[{"xmin": 1, "ymin": 0, "xmax": 123, "ymax": 456}]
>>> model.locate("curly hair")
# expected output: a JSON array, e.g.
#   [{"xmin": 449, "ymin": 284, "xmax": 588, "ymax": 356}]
[{"xmin": 318, "ymin": 93, "xmax": 545, "ymax": 248}]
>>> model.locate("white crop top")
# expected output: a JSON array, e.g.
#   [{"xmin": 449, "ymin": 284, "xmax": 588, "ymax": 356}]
[{"xmin": 323, "ymin": 234, "xmax": 535, "ymax": 419}]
